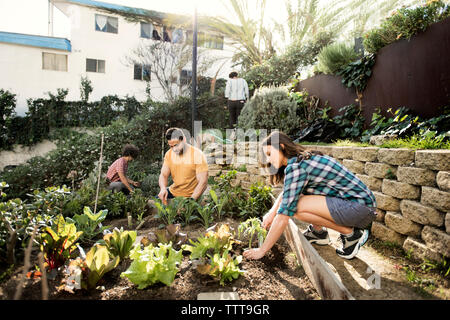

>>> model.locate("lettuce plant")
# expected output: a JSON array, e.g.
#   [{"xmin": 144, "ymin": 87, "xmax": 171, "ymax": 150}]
[
  {"xmin": 59, "ymin": 245, "xmax": 119, "ymax": 291},
  {"xmin": 182, "ymin": 224, "xmax": 235, "ymax": 260},
  {"xmin": 197, "ymin": 250, "xmax": 244, "ymax": 286},
  {"xmin": 99, "ymin": 227, "xmax": 136, "ymax": 260},
  {"xmin": 120, "ymin": 242, "xmax": 183, "ymax": 288},
  {"xmin": 84, "ymin": 245, "xmax": 120, "ymax": 289}
]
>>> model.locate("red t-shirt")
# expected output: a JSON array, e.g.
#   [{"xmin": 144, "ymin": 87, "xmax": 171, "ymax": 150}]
[{"xmin": 106, "ymin": 157, "xmax": 128, "ymax": 182}]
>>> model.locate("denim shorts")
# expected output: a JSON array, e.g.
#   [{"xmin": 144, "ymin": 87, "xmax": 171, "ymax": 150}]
[{"xmin": 326, "ymin": 197, "xmax": 377, "ymax": 229}]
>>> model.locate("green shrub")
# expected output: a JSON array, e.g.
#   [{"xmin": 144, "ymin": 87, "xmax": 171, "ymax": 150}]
[
  {"xmin": 315, "ymin": 42, "xmax": 359, "ymax": 75},
  {"xmin": 243, "ymin": 31, "xmax": 335, "ymax": 90},
  {"xmin": 337, "ymin": 54, "xmax": 376, "ymax": 92},
  {"xmin": 380, "ymin": 133, "xmax": 450, "ymax": 150},
  {"xmin": 237, "ymin": 87, "xmax": 300, "ymax": 135},
  {"xmin": 332, "ymin": 105, "xmax": 365, "ymax": 140},
  {"xmin": 0, "ymin": 89, "xmax": 16, "ymax": 149},
  {"xmin": 363, "ymin": 1, "xmax": 450, "ymax": 54},
  {"xmin": 235, "ymin": 182, "xmax": 273, "ymax": 220}
]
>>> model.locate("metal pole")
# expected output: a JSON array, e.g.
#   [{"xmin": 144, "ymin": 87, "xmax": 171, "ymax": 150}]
[{"xmin": 191, "ymin": 6, "xmax": 198, "ymax": 136}]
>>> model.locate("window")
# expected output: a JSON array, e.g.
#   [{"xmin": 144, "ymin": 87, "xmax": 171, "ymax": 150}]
[
  {"xmin": 86, "ymin": 58, "xmax": 105, "ymax": 73},
  {"xmin": 95, "ymin": 14, "xmax": 118, "ymax": 33},
  {"xmin": 187, "ymin": 32, "xmax": 224, "ymax": 50},
  {"xmin": 163, "ymin": 27, "xmax": 171, "ymax": 42},
  {"xmin": 180, "ymin": 69, "xmax": 192, "ymax": 86},
  {"xmin": 140, "ymin": 22, "xmax": 164, "ymax": 40},
  {"xmin": 172, "ymin": 28, "xmax": 184, "ymax": 44},
  {"xmin": 140, "ymin": 22, "xmax": 153, "ymax": 39},
  {"xmin": 42, "ymin": 52, "xmax": 68, "ymax": 71},
  {"xmin": 202, "ymin": 34, "xmax": 224, "ymax": 49},
  {"xmin": 134, "ymin": 64, "xmax": 151, "ymax": 81}
]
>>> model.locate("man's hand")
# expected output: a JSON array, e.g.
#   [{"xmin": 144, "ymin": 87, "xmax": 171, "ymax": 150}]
[{"xmin": 158, "ymin": 188, "xmax": 168, "ymax": 205}]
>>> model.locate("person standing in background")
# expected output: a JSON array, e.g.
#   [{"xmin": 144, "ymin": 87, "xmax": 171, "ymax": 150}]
[{"xmin": 225, "ymin": 71, "xmax": 249, "ymax": 129}]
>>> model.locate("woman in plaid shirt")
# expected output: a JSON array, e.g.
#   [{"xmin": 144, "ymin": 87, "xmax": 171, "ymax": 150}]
[{"xmin": 243, "ymin": 131, "xmax": 377, "ymax": 260}]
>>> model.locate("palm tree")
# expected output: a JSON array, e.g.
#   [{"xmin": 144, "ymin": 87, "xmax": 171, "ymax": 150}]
[{"xmin": 199, "ymin": 0, "xmax": 275, "ymax": 70}]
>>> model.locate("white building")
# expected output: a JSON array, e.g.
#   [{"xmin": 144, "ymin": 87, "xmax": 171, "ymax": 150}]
[{"xmin": 0, "ymin": 0, "xmax": 235, "ymax": 115}]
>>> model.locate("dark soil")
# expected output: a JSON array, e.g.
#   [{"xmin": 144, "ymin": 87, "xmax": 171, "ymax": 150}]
[{"xmin": 0, "ymin": 216, "xmax": 319, "ymax": 300}]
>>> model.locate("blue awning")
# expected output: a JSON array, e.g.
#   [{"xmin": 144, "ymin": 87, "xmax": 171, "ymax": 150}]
[{"xmin": 0, "ymin": 31, "xmax": 71, "ymax": 52}]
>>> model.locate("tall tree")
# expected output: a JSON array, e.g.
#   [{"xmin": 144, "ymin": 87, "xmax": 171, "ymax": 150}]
[{"xmin": 199, "ymin": 0, "xmax": 276, "ymax": 70}]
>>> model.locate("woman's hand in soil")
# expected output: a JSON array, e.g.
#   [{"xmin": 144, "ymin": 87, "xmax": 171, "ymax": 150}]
[{"xmin": 243, "ymin": 248, "xmax": 266, "ymax": 260}]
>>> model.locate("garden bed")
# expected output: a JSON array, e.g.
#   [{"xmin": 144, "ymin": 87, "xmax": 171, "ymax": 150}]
[{"xmin": 0, "ymin": 216, "xmax": 319, "ymax": 300}]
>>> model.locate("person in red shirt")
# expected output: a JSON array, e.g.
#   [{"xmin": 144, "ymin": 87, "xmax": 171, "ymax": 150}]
[{"xmin": 106, "ymin": 144, "xmax": 140, "ymax": 195}]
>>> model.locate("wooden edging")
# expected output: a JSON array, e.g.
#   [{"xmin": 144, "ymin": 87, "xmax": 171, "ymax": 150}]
[{"xmin": 284, "ymin": 220, "xmax": 355, "ymax": 300}]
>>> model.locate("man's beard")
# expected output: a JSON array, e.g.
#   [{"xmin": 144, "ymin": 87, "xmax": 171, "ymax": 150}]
[{"xmin": 174, "ymin": 144, "xmax": 187, "ymax": 156}]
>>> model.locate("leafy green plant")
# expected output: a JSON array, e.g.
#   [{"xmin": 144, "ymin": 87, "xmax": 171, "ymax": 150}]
[
  {"xmin": 380, "ymin": 133, "xmax": 450, "ymax": 150},
  {"xmin": 385, "ymin": 168, "xmax": 396, "ymax": 180},
  {"xmin": 0, "ymin": 89, "xmax": 17, "ymax": 150},
  {"xmin": 140, "ymin": 224, "xmax": 187, "ymax": 250},
  {"xmin": 1, "ymin": 183, "xmax": 56, "ymax": 264},
  {"xmin": 121, "ymin": 242, "xmax": 183, "ymax": 288},
  {"xmin": 126, "ymin": 189, "xmax": 147, "ymax": 219},
  {"xmin": 154, "ymin": 197, "xmax": 184, "ymax": 227},
  {"xmin": 363, "ymin": 1, "xmax": 450, "ymax": 54},
  {"xmin": 182, "ymin": 224, "xmax": 235, "ymax": 260},
  {"xmin": 84, "ymin": 244, "xmax": 120, "ymax": 289},
  {"xmin": 419, "ymin": 257, "xmax": 449, "ymax": 278},
  {"xmin": 177, "ymin": 198, "xmax": 198, "ymax": 227},
  {"xmin": 196, "ymin": 250, "xmax": 244, "ymax": 286},
  {"xmin": 39, "ymin": 215, "xmax": 83, "ymax": 271},
  {"xmin": 67, "ymin": 207, "xmax": 109, "ymax": 243},
  {"xmin": 332, "ymin": 104, "xmax": 365, "ymax": 139},
  {"xmin": 337, "ymin": 54, "xmax": 376, "ymax": 92},
  {"xmin": 212, "ymin": 170, "xmax": 247, "ymax": 214},
  {"xmin": 209, "ymin": 189, "xmax": 228, "ymax": 221},
  {"xmin": 98, "ymin": 227, "xmax": 137, "ymax": 260},
  {"xmin": 195, "ymin": 203, "xmax": 215, "ymax": 229},
  {"xmin": 236, "ymin": 183, "xmax": 273, "ymax": 220},
  {"xmin": 237, "ymin": 218, "xmax": 267, "ymax": 249},
  {"xmin": 28, "ymin": 186, "xmax": 72, "ymax": 217},
  {"xmin": 243, "ymin": 31, "xmax": 334, "ymax": 89},
  {"xmin": 361, "ymin": 107, "xmax": 396, "ymax": 142},
  {"xmin": 183, "ymin": 224, "xmax": 243, "ymax": 286},
  {"xmin": 315, "ymin": 42, "xmax": 359, "ymax": 75},
  {"xmin": 237, "ymin": 87, "xmax": 300, "ymax": 136}
]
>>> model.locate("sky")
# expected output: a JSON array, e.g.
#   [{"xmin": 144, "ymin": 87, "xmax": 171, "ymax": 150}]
[{"xmin": 0, "ymin": 0, "xmax": 288, "ymax": 39}]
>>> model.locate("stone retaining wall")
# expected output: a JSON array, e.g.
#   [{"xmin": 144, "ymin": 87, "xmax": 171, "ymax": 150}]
[{"xmin": 204, "ymin": 142, "xmax": 450, "ymax": 262}]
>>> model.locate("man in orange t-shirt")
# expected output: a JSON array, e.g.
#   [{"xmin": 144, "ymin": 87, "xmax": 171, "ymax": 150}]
[{"xmin": 157, "ymin": 128, "xmax": 209, "ymax": 205}]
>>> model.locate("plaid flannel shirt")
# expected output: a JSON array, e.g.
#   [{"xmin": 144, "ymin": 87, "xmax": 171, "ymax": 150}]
[{"xmin": 277, "ymin": 155, "xmax": 376, "ymax": 217}]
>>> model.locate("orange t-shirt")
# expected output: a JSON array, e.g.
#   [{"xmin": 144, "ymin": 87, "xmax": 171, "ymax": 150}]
[{"xmin": 163, "ymin": 144, "xmax": 208, "ymax": 197}]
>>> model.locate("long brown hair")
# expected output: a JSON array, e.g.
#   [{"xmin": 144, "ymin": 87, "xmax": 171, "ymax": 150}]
[{"xmin": 260, "ymin": 131, "xmax": 322, "ymax": 185}]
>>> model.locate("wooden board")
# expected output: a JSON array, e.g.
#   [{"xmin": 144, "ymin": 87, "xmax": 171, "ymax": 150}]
[{"xmin": 284, "ymin": 220, "xmax": 355, "ymax": 300}]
